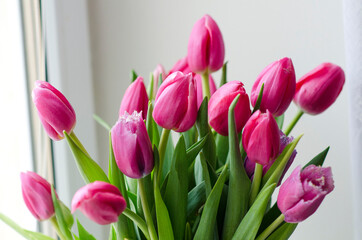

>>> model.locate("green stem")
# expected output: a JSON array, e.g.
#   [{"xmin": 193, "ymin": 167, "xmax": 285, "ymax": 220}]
[
  {"xmin": 201, "ymin": 71, "xmax": 210, "ymax": 100},
  {"xmin": 284, "ymin": 110, "xmax": 304, "ymax": 136},
  {"xmin": 255, "ymin": 214, "xmax": 285, "ymax": 240},
  {"xmin": 69, "ymin": 131, "xmax": 91, "ymax": 158},
  {"xmin": 249, "ymin": 163, "xmax": 263, "ymax": 206},
  {"xmin": 49, "ymin": 216, "xmax": 68, "ymax": 240},
  {"xmin": 138, "ymin": 178, "xmax": 158, "ymax": 240},
  {"xmin": 156, "ymin": 128, "xmax": 170, "ymax": 185},
  {"xmin": 122, "ymin": 208, "xmax": 150, "ymax": 240}
]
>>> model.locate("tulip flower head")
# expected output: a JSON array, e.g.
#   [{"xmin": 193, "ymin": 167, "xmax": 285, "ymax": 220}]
[
  {"xmin": 111, "ymin": 111, "xmax": 154, "ymax": 178},
  {"xmin": 119, "ymin": 76, "xmax": 149, "ymax": 119},
  {"xmin": 242, "ymin": 110, "xmax": 280, "ymax": 165},
  {"xmin": 277, "ymin": 165, "xmax": 334, "ymax": 223},
  {"xmin": 20, "ymin": 171, "xmax": 55, "ymax": 221},
  {"xmin": 71, "ymin": 181, "xmax": 126, "ymax": 225},
  {"xmin": 187, "ymin": 14, "xmax": 225, "ymax": 74},
  {"xmin": 32, "ymin": 81, "xmax": 76, "ymax": 141},
  {"xmin": 251, "ymin": 57, "xmax": 296, "ymax": 116},
  {"xmin": 168, "ymin": 56, "xmax": 192, "ymax": 76},
  {"xmin": 195, "ymin": 74, "xmax": 217, "ymax": 109},
  {"xmin": 153, "ymin": 71, "xmax": 197, "ymax": 132},
  {"xmin": 208, "ymin": 81, "xmax": 251, "ymax": 136},
  {"xmin": 293, "ymin": 63, "xmax": 345, "ymax": 115}
]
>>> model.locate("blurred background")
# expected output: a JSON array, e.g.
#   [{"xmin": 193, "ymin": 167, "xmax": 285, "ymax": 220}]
[{"xmin": 1, "ymin": 0, "xmax": 360, "ymax": 239}]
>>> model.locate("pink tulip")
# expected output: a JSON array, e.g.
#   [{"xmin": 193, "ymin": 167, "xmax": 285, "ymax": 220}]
[
  {"xmin": 168, "ymin": 56, "xmax": 192, "ymax": 76},
  {"xmin": 242, "ymin": 110, "xmax": 280, "ymax": 165},
  {"xmin": 153, "ymin": 72, "xmax": 197, "ymax": 132},
  {"xmin": 195, "ymin": 74, "xmax": 217, "ymax": 109},
  {"xmin": 187, "ymin": 14, "xmax": 225, "ymax": 74},
  {"xmin": 277, "ymin": 165, "xmax": 334, "ymax": 223},
  {"xmin": 152, "ymin": 64, "xmax": 166, "ymax": 98},
  {"xmin": 208, "ymin": 81, "xmax": 251, "ymax": 136},
  {"xmin": 119, "ymin": 76, "xmax": 149, "ymax": 119},
  {"xmin": 244, "ymin": 131, "xmax": 297, "ymax": 185},
  {"xmin": 71, "ymin": 181, "xmax": 126, "ymax": 225},
  {"xmin": 111, "ymin": 111, "xmax": 153, "ymax": 178},
  {"xmin": 20, "ymin": 171, "xmax": 55, "ymax": 220},
  {"xmin": 293, "ymin": 63, "xmax": 345, "ymax": 115},
  {"xmin": 32, "ymin": 81, "xmax": 76, "ymax": 141},
  {"xmin": 251, "ymin": 58, "xmax": 296, "ymax": 116}
]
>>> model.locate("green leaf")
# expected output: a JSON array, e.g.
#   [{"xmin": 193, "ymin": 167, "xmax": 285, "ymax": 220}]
[
  {"xmin": 231, "ymin": 183, "xmax": 276, "ymax": 240},
  {"xmin": 127, "ymin": 190, "xmax": 137, "ymax": 208},
  {"xmin": 64, "ymin": 132, "xmax": 109, "ymax": 184},
  {"xmin": 93, "ymin": 114, "xmax": 111, "ymax": 131},
  {"xmin": 303, "ymin": 146, "xmax": 329, "ymax": 169},
  {"xmin": 275, "ymin": 114, "xmax": 284, "ymax": 129},
  {"xmin": 108, "ymin": 226, "xmax": 117, "ymax": 240},
  {"xmin": 219, "ymin": 61, "xmax": 228, "ymax": 87},
  {"xmin": 182, "ymin": 125, "xmax": 198, "ymax": 148},
  {"xmin": 193, "ymin": 163, "xmax": 229, "ymax": 240},
  {"xmin": 153, "ymin": 147, "xmax": 174, "ymax": 240},
  {"xmin": 162, "ymin": 132, "xmax": 174, "ymax": 182},
  {"xmin": 164, "ymin": 136, "xmax": 188, "ymax": 240},
  {"xmin": 59, "ymin": 201, "xmax": 74, "ymax": 229},
  {"xmin": 222, "ymin": 94, "xmax": 251, "ymax": 240},
  {"xmin": 185, "ymin": 222, "xmax": 192, "ymax": 240},
  {"xmin": 265, "ymin": 222, "xmax": 297, "ymax": 240},
  {"xmin": 187, "ymin": 181, "xmax": 206, "ymax": 218},
  {"xmin": 51, "ymin": 186, "xmax": 73, "ymax": 240},
  {"xmin": 76, "ymin": 219, "xmax": 96, "ymax": 240},
  {"xmin": 196, "ymin": 98, "xmax": 217, "ymax": 169},
  {"xmin": 215, "ymin": 134, "xmax": 229, "ymax": 166},
  {"xmin": 252, "ymin": 83, "xmax": 264, "ymax": 114},
  {"xmin": 130, "ymin": 69, "xmax": 138, "ymax": 82},
  {"xmin": 0, "ymin": 213, "xmax": 55, "ymax": 240},
  {"xmin": 199, "ymin": 153, "xmax": 212, "ymax": 197},
  {"xmin": 186, "ymin": 134, "xmax": 208, "ymax": 166},
  {"xmin": 147, "ymin": 73, "xmax": 155, "ymax": 100}
]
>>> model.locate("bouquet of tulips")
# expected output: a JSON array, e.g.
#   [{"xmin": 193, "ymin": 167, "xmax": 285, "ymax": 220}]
[{"xmin": 1, "ymin": 14, "xmax": 345, "ymax": 240}]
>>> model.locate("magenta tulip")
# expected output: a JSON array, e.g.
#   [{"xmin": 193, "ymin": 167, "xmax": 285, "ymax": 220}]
[
  {"xmin": 195, "ymin": 74, "xmax": 217, "ymax": 109},
  {"xmin": 119, "ymin": 76, "xmax": 149, "ymax": 119},
  {"xmin": 208, "ymin": 81, "xmax": 251, "ymax": 136},
  {"xmin": 293, "ymin": 63, "xmax": 345, "ymax": 115},
  {"xmin": 242, "ymin": 110, "xmax": 280, "ymax": 165},
  {"xmin": 168, "ymin": 56, "xmax": 192, "ymax": 76},
  {"xmin": 32, "ymin": 81, "xmax": 76, "ymax": 141},
  {"xmin": 71, "ymin": 181, "xmax": 126, "ymax": 225},
  {"xmin": 277, "ymin": 165, "xmax": 334, "ymax": 223},
  {"xmin": 187, "ymin": 14, "xmax": 225, "ymax": 74},
  {"xmin": 251, "ymin": 58, "xmax": 296, "ymax": 116},
  {"xmin": 152, "ymin": 64, "xmax": 166, "ymax": 98},
  {"xmin": 111, "ymin": 111, "xmax": 153, "ymax": 178},
  {"xmin": 153, "ymin": 71, "xmax": 197, "ymax": 132},
  {"xmin": 20, "ymin": 171, "xmax": 55, "ymax": 220}
]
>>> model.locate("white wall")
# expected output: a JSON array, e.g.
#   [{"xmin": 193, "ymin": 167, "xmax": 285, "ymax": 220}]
[{"xmin": 88, "ymin": 0, "xmax": 352, "ymax": 239}]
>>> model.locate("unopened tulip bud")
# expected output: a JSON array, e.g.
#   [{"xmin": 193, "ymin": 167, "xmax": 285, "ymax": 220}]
[
  {"xmin": 153, "ymin": 72, "xmax": 197, "ymax": 132},
  {"xmin": 251, "ymin": 58, "xmax": 296, "ymax": 116},
  {"xmin": 152, "ymin": 64, "xmax": 166, "ymax": 98},
  {"xmin": 168, "ymin": 56, "xmax": 192, "ymax": 76},
  {"xmin": 195, "ymin": 74, "xmax": 217, "ymax": 109},
  {"xmin": 208, "ymin": 81, "xmax": 251, "ymax": 136},
  {"xmin": 294, "ymin": 63, "xmax": 345, "ymax": 115},
  {"xmin": 20, "ymin": 171, "xmax": 55, "ymax": 220},
  {"xmin": 187, "ymin": 14, "xmax": 225, "ymax": 74},
  {"xmin": 111, "ymin": 111, "xmax": 153, "ymax": 178},
  {"xmin": 32, "ymin": 81, "xmax": 76, "ymax": 141},
  {"xmin": 242, "ymin": 110, "xmax": 280, "ymax": 165},
  {"xmin": 71, "ymin": 181, "xmax": 126, "ymax": 225},
  {"xmin": 119, "ymin": 76, "xmax": 149, "ymax": 119},
  {"xmin": 277, "ymin": 165, "xmax": 334, "ymax": 223}
]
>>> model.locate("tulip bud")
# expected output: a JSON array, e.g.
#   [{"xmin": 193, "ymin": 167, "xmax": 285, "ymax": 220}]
[
  {"xmin": 71, "ymin": 181, "xmax": 126, "ymax": 225},
  {"xmin": 119, "ymin": 76, "xmax": 149, "ymax": 119},
  {"xmin": 153, "ymin": 72, "xmax": 197, "ymax": 132},
  {"xmin": 293, "ymin": 63, "xmax": 345, "ymax": 115},
  {"xmin": 111, "ymin": 111, "xmax": 153, "ymax": 178},
  {"xmin": 208, "ymin": 81, "xmax": 251, "ymax": 136},
  {"xmin": 152, "ymin": 64, "xmax": 166, "ymax": 98},
  {"xmin": 187, "ymin": 14, "xmax": 225, "ymax": 74},
  {"xmin": 32, "ymin": 81, "xmax": 76, "ymax": 141},
  {"xmin": 277, "ymin": 165, "xmax": 334, "ymax": 223},
  {"xmin": 20, "ymin": 171, "xmax": 55, "ymax": 220},
  {"xmin": 168, "ymin": 56, "xmax": 192, "ymax": 76},
  {"xmin": 242, "ymin": 110, "xmax": 280, "ymax": 165},
  {"xmin": 251, "ymin": 58, "xmax": 296, "ymax": 116},
  {"xmin": 195, "ymin": 74, "xmax": 217, "ymax": 109},
  {"xmin": 244, "ymin": 131, "xmax": 297, "ymax": 184}
]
